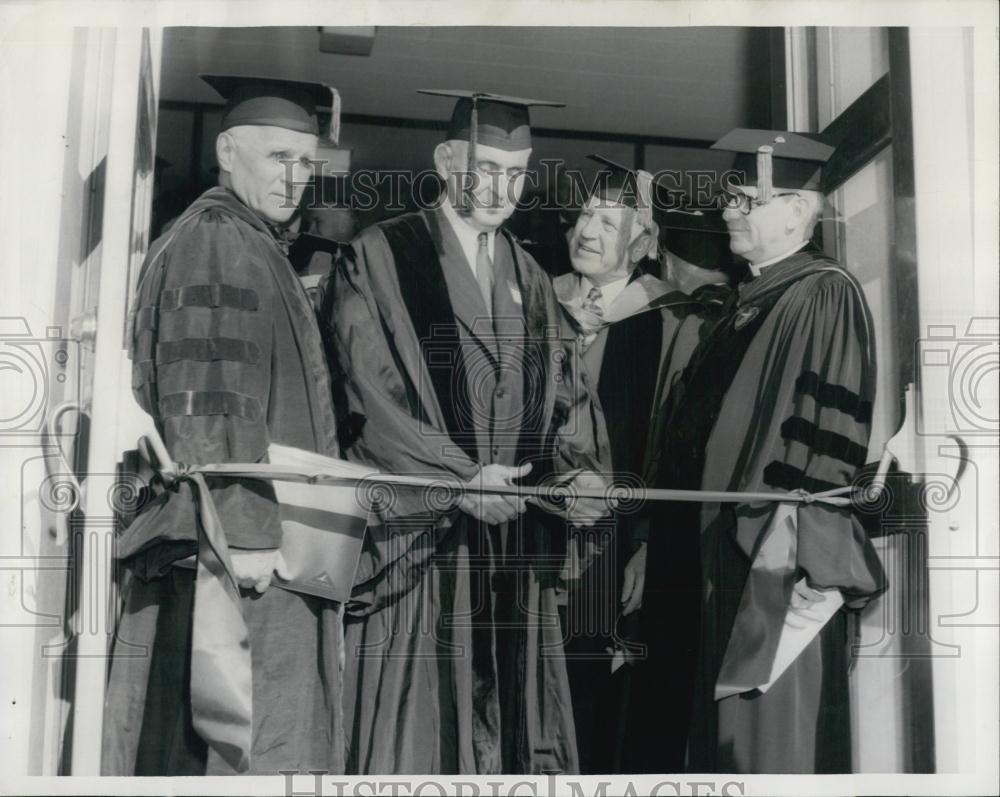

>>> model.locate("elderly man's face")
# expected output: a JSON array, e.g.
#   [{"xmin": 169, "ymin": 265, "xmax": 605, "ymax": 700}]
[
  {"xmin": 569, "ymin": 194, "xmax": 642, "ymax": 285},
  {"xmin": 223, "ymin": 125, "xmax": 318, "ymax": 225},
  {"xmin": 721, "ymin": 185, "xmax": 803, "ymax": 263}
]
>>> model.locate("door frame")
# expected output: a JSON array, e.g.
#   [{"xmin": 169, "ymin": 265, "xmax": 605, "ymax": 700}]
[{"xmin": 64, "ymin": 26, "xmax": 163, "ymax": 776}]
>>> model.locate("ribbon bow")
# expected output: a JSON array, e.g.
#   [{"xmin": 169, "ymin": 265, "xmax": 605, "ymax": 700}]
[{"xmin": 138, "ymin": 436, "xmax": 252, "ymax": 773}]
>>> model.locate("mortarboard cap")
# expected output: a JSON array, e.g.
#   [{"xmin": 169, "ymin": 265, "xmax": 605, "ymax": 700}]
[
  {"xmin": 419, "ymin": 89, "xmax": 563, "ymax": 153},
  {"xmin": 419, "ymin": 89, "xmax": 562, "ymax": 212},
  {"xmin": 586, "ymin": 154, "xmax": 655, "ymax": 216},
  {"xmin": 587, "ymin": 155, "xmax": 646, "ymax": 201},
  {"xmin": 711, "ymin": 128, "xmax": 835, "ymax": 197},
  {"xmin": 202, "ymin": 74, "xmax": 341, "ymax": 144}
]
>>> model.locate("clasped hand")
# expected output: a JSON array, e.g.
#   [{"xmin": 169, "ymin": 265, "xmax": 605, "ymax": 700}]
[
  {"xmin": 549, "ymin": 470, "xmax": 615, "ymax": 527},
  {"xmin": 785, "ymin": 576, "xmax": 838, "ymax": 629},
  {"xmin": 456, "ymin": 465, "xmax": 614, "ymax": 527},
  {"xmin": 458, "ymin": 463, "xmax": 532, "ymax": 524}
]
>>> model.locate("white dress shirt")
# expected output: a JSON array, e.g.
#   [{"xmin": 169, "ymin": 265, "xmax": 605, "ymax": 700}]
[{"xmin": 440, "ymin": 200, "xmax": 495, "ymax": 276}]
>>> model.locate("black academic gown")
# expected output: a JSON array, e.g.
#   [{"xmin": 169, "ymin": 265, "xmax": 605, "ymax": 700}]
[
  {"xmin": 556, "ymin": 272, "xmax": 734, "ymax": 774},
  {"xmin": 322, "ymin": 208, "xmax": 608, "ymax": 775},
  {"xmin": 562, "ymin": 296, "xmax": 663, "ymax": 774},
  {"xmin": 103, "ymin": 187, "xmax": 344, "ymax": 776},
  {"xmin": 631, "ymin": 248, "xmax": 885, "ymax": 774}
]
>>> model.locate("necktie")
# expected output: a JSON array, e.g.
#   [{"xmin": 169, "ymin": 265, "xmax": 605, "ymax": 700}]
[
  {"xmin": 577, "ymin": 286, "xmax": 604, "ymax": 350},
  {"xmin": 476, "ymin": 232, "xmax": 494, "ymax": 318},
  {"xmin": 581, "ymin": 285, "xmax": 604, "ymax": 317}
]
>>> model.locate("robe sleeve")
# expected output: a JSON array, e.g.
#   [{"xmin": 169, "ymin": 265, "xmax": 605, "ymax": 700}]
[
  {"xmin": 127, "ymin": 209, "xmax": 281, "ymax": 561},
  {"xmin": 636, "ymin": 304, "xmax": 712, "ymax": 542},
  {"xmin": 761, "ymin": 271, "xmax": 885, "ymax": 603},
  {"xmin": 323, "ymin": 230, "xmax": 481, "ymax": 488},
  {"xmin": 321, "ymin": 229, "xmax": 481, "ymax": 616}
]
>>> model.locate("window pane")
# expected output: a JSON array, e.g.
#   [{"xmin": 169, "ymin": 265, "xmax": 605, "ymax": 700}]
[
  {"xmin": 822, "ymin": 144, "xmax": 899, "ymax": 458},
  {"xmin": 817, "ymin": 28, "xmax": 890, "ymax": 128}
]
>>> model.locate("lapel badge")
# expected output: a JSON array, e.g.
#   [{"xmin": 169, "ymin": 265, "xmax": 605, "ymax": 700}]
[{"xmin": 733, "ymin": 305, "xmax": 760, "ymax": 330}]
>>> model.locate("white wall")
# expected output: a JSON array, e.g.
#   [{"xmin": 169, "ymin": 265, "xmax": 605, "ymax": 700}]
[
  {"xmin": 0, "ymin": 23, "xmax": 95, "ymax": 777},
  {"xmin": 0, "ymin": 21, "xmax": 161, "ymax": 776},
  {"xmin": 908, "ymin": 26, "xmax": 999, "ymax": 787}
]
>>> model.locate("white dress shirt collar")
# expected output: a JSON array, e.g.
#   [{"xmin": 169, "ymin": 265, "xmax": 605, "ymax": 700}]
[
  {"xmin": 748, "ymin": 240, "xmax": 809, "ymax": 276},
  {"xmin": 440, "ymin": 200, "xmax": 496, "ymax": 275},
  {"xmin": 580, "ymin": 273, "xmax": 631, "ymax": 312}
]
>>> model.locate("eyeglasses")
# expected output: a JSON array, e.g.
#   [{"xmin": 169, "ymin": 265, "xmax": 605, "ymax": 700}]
[{"xmin": 715, "ymin": 190, "xmax": 800, "ymax": 215}]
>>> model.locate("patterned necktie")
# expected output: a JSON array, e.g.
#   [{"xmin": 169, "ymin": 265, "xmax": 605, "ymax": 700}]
[
  {"xmin": 577, "ymin": 285, "xmax": 605, "ymax": 350},
  {"xmin": 581, "ymin": 285, "xmax": 604, "ymax": 317},
  {"xmin": 476, "ymin": 232, "xmax": 494, "ymax": 318}
]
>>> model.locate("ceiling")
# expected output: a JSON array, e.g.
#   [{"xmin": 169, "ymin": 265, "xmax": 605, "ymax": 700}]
[{"xmin": 159, "ymin": 26, "xmax": 778, "ymax": 143}]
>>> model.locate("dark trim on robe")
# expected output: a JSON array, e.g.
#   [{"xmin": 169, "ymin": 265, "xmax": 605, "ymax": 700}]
[{"xmin": 382, "ymin": 213, "xmax": 479, "ymax": 461}]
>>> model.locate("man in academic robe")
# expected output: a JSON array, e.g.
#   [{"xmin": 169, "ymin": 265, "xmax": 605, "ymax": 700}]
[
  {"xmin": 321, "ymin": 90, "xmax": 611, "ymax": 775},
  {"xmin": 554, "ymin": 160, "xmax": 736, "ymax": 773},
  {"xmin": 102, "ymin": 76, "xmax": 346, "ymax": 776},
  {"xmin": 630, "ymin": 129, "xmax": 886, "ymax": 774}
]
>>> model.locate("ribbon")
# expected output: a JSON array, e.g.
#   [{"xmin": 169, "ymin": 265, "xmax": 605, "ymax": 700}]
[
  {"xmin": 135, "ymin": 434, "xmax": 855, "ymax": 770},
  {"xmin": 181, "ymin": 462, "xmax": 854, "ymax": 509},
  {"xmin": 139, "ymin": 434, "xmax": 252, "ymax": 774},
  {"xmin": 187, "ymin": 469, "xmax": 253, "ymax": 773}
]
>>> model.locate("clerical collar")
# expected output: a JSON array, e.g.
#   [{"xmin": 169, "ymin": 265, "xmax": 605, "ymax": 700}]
[
  {"xmin": 580, "ymin": 273, "xmax": 630, "ymax": 310},
  {"xmin": 748, "ymin": 240, "xmax": 809, "ymax": 277},
  {"xmin": 440, "ymin": 199, "xmax": 496, "ymax": 275}
]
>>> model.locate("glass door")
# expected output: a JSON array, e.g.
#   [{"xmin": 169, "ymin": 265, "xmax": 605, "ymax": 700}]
[{"xmin": 785, "ymin": 26, "xmax": 934, "ymax": 773}]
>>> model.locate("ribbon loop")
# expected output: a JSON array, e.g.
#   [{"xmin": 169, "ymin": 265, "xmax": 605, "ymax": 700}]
[
  {"xmin": 133, "ymin": 437, "xmax": 252, "ymax": 772},
  {"xmin": 791, "ymin": 487, "xmax": 814, "ymax": 504}
]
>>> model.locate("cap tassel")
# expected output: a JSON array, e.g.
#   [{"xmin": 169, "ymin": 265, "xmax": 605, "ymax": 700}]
[
  {"xmin": 632, "ymin": 169, "xmax": 658, "ymax": 260},
  {"xmin": 460, "ymin": 96, "xmax": 479, "ymax": 213},
  {"xmin": 329, "ymin": 89, "xmax": 341, "ymax": 146},
  {"xmin": 756, "ymin": 145, "xmax": 773, "ymax": 203},
  {"xmin": 467, "ymin": 96, "xmax": 478, "ymax": 173}
]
